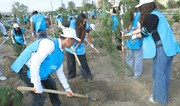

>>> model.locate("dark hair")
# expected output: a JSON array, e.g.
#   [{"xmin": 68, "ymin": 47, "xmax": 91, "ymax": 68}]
[
  {"xmin": 139, "ymin": 2, "xmax": 157, "ymax": 27},
  {"xmin": 32, "ymin": 11, "xmax": 38, "ymax": 15},
  {"xmin": 112, "ymin": 8, "xmax": 116, "ymax": 14},
  {"xmin": 76, "ymin": 13, "xmax": 87, "ymax": 42},
  {"xmin": 14, "ymin": 28, "xmax": 22, "ymax": 35}
]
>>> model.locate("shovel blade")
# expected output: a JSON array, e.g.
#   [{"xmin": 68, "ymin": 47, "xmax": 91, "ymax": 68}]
[{"xmin": 79, "ymin": 66, "xmax": 88, "ymax": 81}]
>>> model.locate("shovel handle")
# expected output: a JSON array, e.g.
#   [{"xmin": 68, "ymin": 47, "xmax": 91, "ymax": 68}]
[
  {"xmin": 71, "ymin": 47, "xmax": 81, "ymax": 66},
  {"xmin": 17, "ymin": 86, "xmax": 96, "ymax": 100}
]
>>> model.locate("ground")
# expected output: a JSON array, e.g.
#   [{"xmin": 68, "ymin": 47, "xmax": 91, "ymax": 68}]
[{"xmin": 0, "ymin": 21, "xmax": 180, "ymax": 106}]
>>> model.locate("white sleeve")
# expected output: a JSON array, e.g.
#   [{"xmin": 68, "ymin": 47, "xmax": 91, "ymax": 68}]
[
  {"xmin": 56, "ymin": 64, "xmax": 70, "ymax": 89},
  {"xmin": 30, "ymin": 17, "xmax": 33, "ymax": 22},
  {"xmin": 30, "ymin": 39, "xmax": 54, "ymax": 84},
  {"xmin": 0, "ymin": 22, "xmax": 7, "ymax": 35}
]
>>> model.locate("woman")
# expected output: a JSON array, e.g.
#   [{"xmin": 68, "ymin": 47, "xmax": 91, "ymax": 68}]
[
  {"xmin": 65, "ymin": 13, "xmax": 94, "ymax": 81},
  {"xmin": 11, "ymin": 23, "xmax": 27, "ymax": 56},
  {"xmin": 135, "ymin": 0, "xmax": 180, "ymax": 104}
]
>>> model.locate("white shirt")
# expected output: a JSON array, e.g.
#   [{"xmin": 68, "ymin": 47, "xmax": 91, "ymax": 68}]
[
  {"xmin": 0, "ymin": 22, "xmax": 7, "ymax": 35},
  {"xmin": 26, "ymin": 38, "xmax": 70, "ymax": 89}
]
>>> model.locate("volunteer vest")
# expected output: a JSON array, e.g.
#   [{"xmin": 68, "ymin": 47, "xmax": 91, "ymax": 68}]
[
  {"xmin": 126, "ymin": 12, "xmax": 142, "ymax": 50},
  {"xmin": 11, "ymin": 28, "xmax": 25, "ymax": 44},
  {"xmin": 69, "ymin": 20, "xmax": 76, "ymax": 29},
  {"xmin": 32, "ymin": 14, "xmax": 46, "ymax": 33},
  {"xmin": 143, "ymin": 10, "xmax": 180, "ymax": 59},
  {"xmin": 65, "ymin": 23, "xmax": 90, "ymax": 55},
  {"xmin": 11, "ymin": 38, "xmax": 64, "ymax": 80},
  {"xmin": 112, "ymin": 15, "xmax": 119, "ymax": 30}
]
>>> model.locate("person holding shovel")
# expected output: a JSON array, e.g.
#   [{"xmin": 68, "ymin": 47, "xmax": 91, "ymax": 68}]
[
  {"xmin": 65, "ymin": 13, "xmax": 94, "ymax": 81},
  {"xmin": 11, "ymin": 23, "xmax": 27, "ymax": 56},
  {"xmin": 0, "ymin": 21, "xmax": 9, "ymax": 81},
  {"xmin": 11, "ymin": 28, "xmax": 80, "ymax": 106},
  {"xmin": 125, "ymin": 0, "xmax": 180, "ymax": 104}
]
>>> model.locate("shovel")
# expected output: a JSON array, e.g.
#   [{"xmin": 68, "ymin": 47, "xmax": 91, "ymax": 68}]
[
  {"xmin": 0, "ymin": 40, "xmax": 6, "ymax": 47},
  {"xmin": 71, "ymin": 47, "xmax": 88, "ymax": 81},
  {"xmin": 17, "ymin": 86, "xmax": 97, "ymax": 101}
]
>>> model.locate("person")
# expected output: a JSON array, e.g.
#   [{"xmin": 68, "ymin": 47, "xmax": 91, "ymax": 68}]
[
  {"xmin": 65, "ymin": 14, "xmax": 94, "ymax": 81},
  {"xmin": 11, "ymin": 28, "xmax": 80, "ymax": 106},
  {"xmin": 23, "ymin": 15, "xmax": 29, "ymax": 26},
  {"xmin": 11, "ymin": 23, "xmax": 27, "ymax": 56},
  {"xmin": 133, "ymin": 0, "xmax": 180, "ymax": 104},
  {"xmin": 0, "ymin": 21, "xmax": 9, "ymax": 81},
  {"xmin": 110, "ymin": 7, "xmax": 122, "ymax": 52},
  {"xmin": 30, "ymin": 10, "xmax": 50, "ymax": 39},
  {"xmin": 69, "ymin": 16, "xmax": 76, "ymax": 29},
  {"xmin": 124, "ymin": 10, "xmax": 143, "ymax": 79}
]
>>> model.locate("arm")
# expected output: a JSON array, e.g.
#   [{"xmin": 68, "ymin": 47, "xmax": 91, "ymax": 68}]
[
  {"xmin": 23, "ymin": 31, "xmax": 27, "ymax": 45},
  {"xmin": 30, "ymin": 39, "xmax": 54, "ymax": 93},
  {"xmin": 30, "ymin": 18, "xmax": 35, "ymax": 35},
  {"xmin": 10, "ymin": 30, "xmax": 15, "ymax": 43}
]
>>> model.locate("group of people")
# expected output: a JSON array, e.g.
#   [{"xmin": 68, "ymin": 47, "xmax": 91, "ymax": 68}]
[
  {"xmin": 8, "ymin": 9, "xmax": 96, "ymax": 105},
  {"xmin": 122, "ymin": 0, "xmax": 180, "ymax": 104},
  {"xmin": 0, "ymin": 0, "xmax": 180, "ymax": 105}
]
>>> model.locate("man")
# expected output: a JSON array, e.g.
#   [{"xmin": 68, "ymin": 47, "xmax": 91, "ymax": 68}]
[
  {"xmin": 0, "ymin": 19, "xmax": 9, "ymax": 81},
  {"xmin": 11, "ymin": 28, "xmax": 80, "ymax": 106},
  {"xmin": 30, "ymin": 10, "xmax": 50, "ymax": 39}
]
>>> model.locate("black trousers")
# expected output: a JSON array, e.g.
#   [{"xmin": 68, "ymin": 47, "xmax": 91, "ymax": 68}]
[
  {"xmin": 18, "ymin": 65, "xmax": 61, "ymax": 106},
  {"xmin": 66, "ymin": 52, "xmax": 91, "ymax": 78}
]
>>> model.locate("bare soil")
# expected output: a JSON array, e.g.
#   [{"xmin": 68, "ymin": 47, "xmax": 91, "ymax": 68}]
[{"xmin": 0, "ymin": 21, "xmax": 180, "ymax": 106}]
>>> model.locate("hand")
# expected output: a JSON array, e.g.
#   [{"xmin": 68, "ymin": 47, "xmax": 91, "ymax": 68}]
[
  {"xmin": 32, "ymin": 32, "xmax": 35, "ymax": 36},
  {"xmin": 90, "ymin": 44, "xmax": 94, "ymax": 48},
  {"xmin": 132, "ymin": 35, "xmax": 137, "ymax": 40},
  {"xmin": 65, "ymin": 87, "xmax": 73, "ymax": 97},
  {"xmin": 3, "ymin": 35, "xmax": 9, "ymax": 41},
  {"xmin": 34, "ymin": 83, "xmax": 43, "ymax": 94},
  {"xmin": 12, "ymin": 40, "xmax": 15, "ymax": 44},
  {"xmin": 24, "ymin": 41, "xmax": 27, "ymax": 45}
]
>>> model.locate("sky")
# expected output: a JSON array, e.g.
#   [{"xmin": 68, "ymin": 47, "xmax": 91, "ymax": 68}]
[{"xmin": 0, "ymin": 0, "xmax": 83, "ymax": 12}]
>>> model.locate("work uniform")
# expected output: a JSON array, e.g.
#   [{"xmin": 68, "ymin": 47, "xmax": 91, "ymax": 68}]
[{"xmin": 11, "ymin": 38, "xmax": 70, "ymax": 106}]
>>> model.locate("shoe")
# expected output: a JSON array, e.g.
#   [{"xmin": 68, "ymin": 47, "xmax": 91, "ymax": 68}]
[
  {"xmin": 0, "ymin": 75, "xmax": 7, "ymax": 81},
  {"xmin": 149, "ymin": 95, "xmax": 157, "ymax": 104},
  {"xmin": 133, "ymin": 75, "xmax": 140, "ymax": 79}
]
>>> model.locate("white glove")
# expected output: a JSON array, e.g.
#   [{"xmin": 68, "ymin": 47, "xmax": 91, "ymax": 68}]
[
  {"xmin": 90, "ymin": 44, "xmax": 94, "ymax": 48},
  {"xmin": 24, "ymin": 41, "xmax": 27, "ymax": 45},
  {"xmin": 34, "ymin": 82, "xmax": 43, "ymax": 94},
  {"xmin": 12, "ymin": 40, "xmax": 15, "ymax": 44},
  {"xmin": 132, "ymin": 34, "xmax": 137, "ymax": 40},
  {"xmin": 65, "ymin": 87, "xmax": 73, "ymax": 97},
  {"xmin": 32, "ymin": 32, "xmax": 35, "ymax": 36},
  {"xmin": 3, "ymin": 35, "xmax": 9, "ymax": 41},
  {"xmin": 126, "ymin": 32, "xmax": 132, "ymax": 36}
]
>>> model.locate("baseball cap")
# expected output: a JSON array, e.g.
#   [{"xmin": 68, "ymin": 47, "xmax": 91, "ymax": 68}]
[
  {"xmin": 13, "ymin": 23, "xmax": 19, "ymax": 28},
  {"xmin": 90, "ymin": 24, "xmax": 96, "ymax": 30},
  {"xmin": 135, "ymin": 0, "xmax": 154, "ymax": 8},
  {"xmin": 61, "ymin": 28, "xmax": 81, "ymax": 41}
]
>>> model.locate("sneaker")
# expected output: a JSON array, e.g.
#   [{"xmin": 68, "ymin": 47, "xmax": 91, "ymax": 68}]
[
  {"xmin": 149, "ymin": 95, "xmax": 157, "ymax": 104},
  {"xmin": 0, "ymin": 75, "xmax": 7, "ymax": 81},
  {"xmin": 133, "ymin": 75, "xmax": 140, "ymax": 79}
]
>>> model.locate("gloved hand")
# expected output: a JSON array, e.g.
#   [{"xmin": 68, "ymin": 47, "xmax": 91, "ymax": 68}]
[
  {"xmin": 65, "ymin": 87, "xmax": 73, "ymax": 97},
  {"xmin": 24, "ymin": 41, "xmax": 27, "ymax": 45},
  {"xmin": 34, "ymin": 83, "xmax": 43, "ymax": 94},
  {"xmin": 132, "ymin": 34, "xmax": 137, "ymax": 40},
  {"xmin": 90, "ymin": 44, "xmax": 94, "ymax": 48},
  {"xmin": 32, "ymin": 32, "xmax": 35, "ymax": 36},
  {"xmin": 3, "ymin": 35, "xmax": 9, "ymax": 41},
  {"xmin": 12, "ymin": 40, "xmax": 15, "ymax": 44}
]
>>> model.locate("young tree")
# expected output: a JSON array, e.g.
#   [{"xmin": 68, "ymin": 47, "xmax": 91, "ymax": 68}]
[
  {"xmin": 12, "ymin": 2, "xmax": 28, "ymax": 25},
  {"xmin": 68, "ymin": 1, "xmax": 76, "ymax": 11}
]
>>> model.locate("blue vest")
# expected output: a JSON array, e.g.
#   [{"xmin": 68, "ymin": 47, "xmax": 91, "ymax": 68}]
[
  {"xmin": 11, "ymin": 28, "xmax": 25, "ymax": 45},
  {"xmin": 111, "ymin": 15, "xmax": 119, "ymax": 30},
  {"xmin": 11, "ymin": 38, "xmax": 64, "ymax": 80},
  {"xmin": 126, "ymin": 12, "xmax": 142, "ymax": 50},
  {"xmin": 32, "ymin": 14, "xmax": 46, "ymax": 33},
  {"xmin": 143, "ymin": 10, "xmax": 180, "ymax": 59},
  {"xmin": 69, "ymin": 20, "xmax": 76, "ymax": 29},
  {"xmin": 65, "ymin": 23, "xmax": 90, "ymax": 55}
]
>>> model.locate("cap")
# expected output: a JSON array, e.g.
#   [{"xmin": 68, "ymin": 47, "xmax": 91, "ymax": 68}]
[
  {"xmin": 135, "ymin": 0, "xmax": 154, "ymax": 8},
  {"xmin": 13, "ymin": 23, "xmax": 19, "ymax": 28},
  {"xmin": 90, "ymin": 24, "xmax": 96, "ymax": 30},
  {"xmin": 61, "ymin": 28, "xmax": 81, "ymax": 41}
]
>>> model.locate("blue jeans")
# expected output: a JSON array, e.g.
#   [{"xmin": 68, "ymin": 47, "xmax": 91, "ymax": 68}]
[
  {"xmin": 126, "ymin": 46, "xmax": 143, "ymax": 77},
  {"xmin": 152, "ymin": 42, "xmax": 173, "ymax": 104},
  {"xmin": 18, "ymin": 65, "xmax": 61, "ymax": 106}
]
